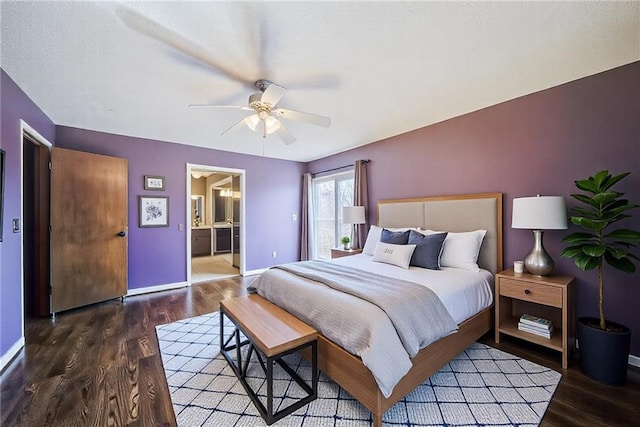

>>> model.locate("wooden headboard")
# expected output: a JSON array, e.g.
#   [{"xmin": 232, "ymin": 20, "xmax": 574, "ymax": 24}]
[{"xmin": 377, "ymin": 193, "xmax": 503, "ymax": 274}]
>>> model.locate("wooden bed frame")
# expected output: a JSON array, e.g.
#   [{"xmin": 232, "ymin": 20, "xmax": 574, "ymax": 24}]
[
  {"xmin": 281, "ymin": 193, "xmax": 502, "ymax": 426},
  {"xmin": 316, "ymin": 307, "xmax": 493, "ymax": 427}
]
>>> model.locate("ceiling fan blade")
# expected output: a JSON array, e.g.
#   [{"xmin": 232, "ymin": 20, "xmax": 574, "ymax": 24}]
[
  {"xmin": 188, "ymin": 104, "xmax": 253, "ymax": 111},
  {"xmin": 243, "ymin": 11, "xmax": 270, "ymax": 81},
  {"xmin": 273, "ymin": 108, "xmax": 331, "ymax": 128},
  {"xmin": 221, "ymin": 115, "xmax": 254, "ymax": 136},
  {"xmin": 115, "ymin": 6, "xmax": 253, "ymax": 88},
  {"xmin": 283, "ymin": 75, "xmax": 341, "ymax": 90},
  {"xmin": 261, "ymin": 83, "xmax": 287, "ymax": 107},
  {"xmin": 275, "ymin": 121, "xmax": 297, "ymax": 145}
]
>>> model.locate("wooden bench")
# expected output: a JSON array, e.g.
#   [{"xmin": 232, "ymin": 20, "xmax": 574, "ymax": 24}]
[{"xmin": 220, "ymin": 294, "xmax": 318, "ymax": 425}]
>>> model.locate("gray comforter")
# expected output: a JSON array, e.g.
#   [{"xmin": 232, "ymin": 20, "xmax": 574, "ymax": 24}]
[{"xmin": 248, "ymin": 261, "xmax": 458, "ymax": 397}]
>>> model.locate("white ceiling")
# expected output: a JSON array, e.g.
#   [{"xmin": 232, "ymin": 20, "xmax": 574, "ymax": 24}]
[{"xmin": 1, "ymin": 1, "xmax": 638, "ymax": 162}]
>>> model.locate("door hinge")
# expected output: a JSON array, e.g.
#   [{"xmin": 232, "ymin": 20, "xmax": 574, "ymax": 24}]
[
  {"xmin": 48, "ymin": 285, "xmax": 53, "ymax": 295},
  {"xmin": 48, "ymin": 161, "xmax": 52, "ymax": 170},
  {"xmin": 49, "ymin": 225, "xmax": 52, "ymax": 234}
]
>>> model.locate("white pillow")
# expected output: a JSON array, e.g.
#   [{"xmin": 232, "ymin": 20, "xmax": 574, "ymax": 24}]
[
  {"xmin": 371, "ymin": 242, "xmax": 416, "ymax": 269},
  {"xmin": 425, "ymin": 229, "xmax": 487, "ymax": 271},
  {"xmin": 362, "ymin": 225, "xmax": 417, "ymax": 255},
  {"xmin": 362, "ymin": 225, "xmax": 383, "ymax": 255}
]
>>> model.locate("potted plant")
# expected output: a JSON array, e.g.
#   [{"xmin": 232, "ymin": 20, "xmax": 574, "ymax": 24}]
[
  {"xmin": 340, "ymin": 236, "xmax": 351, "ymax": 250},
  {"xmin": 561, "ymin": 170, "xmax": 640, "ymax": 385}
]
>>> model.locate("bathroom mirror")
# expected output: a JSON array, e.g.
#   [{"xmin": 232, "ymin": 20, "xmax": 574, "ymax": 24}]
[
  {"xmin": 213, "ymin": 188, "xmax": 234, "ymax": 223},
  {"xmin": 191, "ymin": 195, "xmax": 204, "ymax": 226}
]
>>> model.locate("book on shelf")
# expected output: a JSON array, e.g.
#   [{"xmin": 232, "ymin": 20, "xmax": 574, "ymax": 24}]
[
  {"xmin": 518, "ymin": 320, "xmax": 553, "ymax": 333},
  {"xmin": 519, "ymin": 314, "xmax": 552, "ymax": 330},
  {"xmin": 518, "ymin": 321, "xmax": 553, "ymax": 333},
  {"xmin": 518, "ymin": 322, "xmax": 553, "ymax": 338}
]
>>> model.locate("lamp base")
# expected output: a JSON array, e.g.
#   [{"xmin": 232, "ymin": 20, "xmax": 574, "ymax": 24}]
[{"xmin": 524, "ymin": 230, "xmax": 554, "ymax": 276}]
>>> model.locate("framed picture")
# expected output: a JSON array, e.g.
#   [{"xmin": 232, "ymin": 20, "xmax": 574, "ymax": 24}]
[
  {"xmin": 139, "ymin": 195, "xmax": 169, "ymax": 227},
  {"xmin": 144, "ymin": 175, "xmax": 165, "ymax": 191},
  {"xmin": 0, "ymin": 149, "xmax": 4, "ymax": 242}
]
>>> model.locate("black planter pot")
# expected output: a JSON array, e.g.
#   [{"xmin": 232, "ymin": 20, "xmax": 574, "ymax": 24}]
[{"xmin": 577, "ymin": 317, "xmax": 631, "ymax": 385}]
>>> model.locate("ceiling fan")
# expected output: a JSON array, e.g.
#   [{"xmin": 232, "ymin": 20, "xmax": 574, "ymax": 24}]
[
  {"xmin": 114, "ymin": 5, "xmax": 335, "ymax": 145},
  {"xmin": 189, "ymin": 79, "xmax": 331, "ymax": 145}
]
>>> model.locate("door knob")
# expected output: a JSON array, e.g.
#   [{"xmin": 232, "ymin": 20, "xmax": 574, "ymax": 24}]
[{"xmin": 118, "ymin": 231, "xmax": 127, "ymax": 237}]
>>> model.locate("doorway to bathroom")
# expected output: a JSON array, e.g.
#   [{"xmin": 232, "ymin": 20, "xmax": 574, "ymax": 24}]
[{"xmin": 186, "ymin": 163, "xmax": 245, "ymax": 284}]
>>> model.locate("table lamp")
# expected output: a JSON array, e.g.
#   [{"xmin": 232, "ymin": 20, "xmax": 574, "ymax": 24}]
[
  {"xmin": 342, "ymin": 206, "xmax": 366, "ymax": 248},
  {"xmin": 512, "ymin": 195, "xmax": 567, "ymax": 276}
]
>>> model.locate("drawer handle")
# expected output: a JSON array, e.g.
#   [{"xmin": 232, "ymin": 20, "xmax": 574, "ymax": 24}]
[{"xmin": 524, "ymin": 289, "xmax": 531, "ymax": 295}]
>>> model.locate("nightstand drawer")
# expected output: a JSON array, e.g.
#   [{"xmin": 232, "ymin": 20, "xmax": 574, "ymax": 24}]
[{"xmin": 499, "ymin": 278, "xmax": 563, "ymax": 308}]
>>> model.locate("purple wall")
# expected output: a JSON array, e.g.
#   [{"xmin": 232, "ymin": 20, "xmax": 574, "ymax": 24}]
[
  {"xmin": 309, "ymin": 62, "xmax": 640, "ymax": 355},
  {"xmin": 55, "ymin": 127, "xmax": 306, "ymax": 288},
  {"xmin": 2, "ymin": 62, "xmax": 639, "ymax": 363},
  {"xmin": 0, "ymin": 70, "xmax": 56, "ymax": 357}
]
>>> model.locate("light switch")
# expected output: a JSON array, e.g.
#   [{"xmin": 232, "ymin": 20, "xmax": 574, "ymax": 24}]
[
  {"xmin": 292, "ymin": 214, "xmax": 297, "ymax": 221},
  {"xmin": 12, "ymin": 218, "xmax": 20, "ymax": 233}
]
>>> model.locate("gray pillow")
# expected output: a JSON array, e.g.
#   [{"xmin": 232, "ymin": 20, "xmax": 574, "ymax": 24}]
[
  {"xmin": 408, "ymin": 230, "xmax": 448, "ymax": 270},
  {"xmin": 381, "ymin": 228, "xmax": 410, "ymax": 245}
]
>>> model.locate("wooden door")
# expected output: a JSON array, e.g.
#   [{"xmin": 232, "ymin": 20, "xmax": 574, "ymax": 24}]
[{"xmin": 51, "ymin": 147, "xmax": 128, "ymax": 313}]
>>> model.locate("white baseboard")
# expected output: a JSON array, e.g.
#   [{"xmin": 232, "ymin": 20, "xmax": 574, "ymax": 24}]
[
  {"xmin": 243, "ymin": 268, "xmax": 268, "ymax": 276},
  {"xmin": 0, "ymin": 337, "xmax": 25, "ymax": 373},
  {"xmin": 576, "ymin": 339, "xmax": 639, "ymax": 368},
  {"xmin": 127, "ymin": 281, "xmax": 188, "ymax": 297}
]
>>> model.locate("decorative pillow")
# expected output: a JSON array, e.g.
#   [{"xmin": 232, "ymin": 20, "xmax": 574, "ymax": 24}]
[
  {"xmin": 380, "ymin": 228, "xmax": 410, "ymax": 245},
  {"xmin": 426, "ymin": 229, "xmax": 487, "ymax": 271},
  {"xmin": 371, "ymin": 242, "xmax": 416, "ymax": 269},
  {"xmin": 363, "ymin": 225, "xmax": 414, "ymax": 255},
  {"xmin": 362, "ymin": 225, "xmax": 383, "ymax": 255},
  {"xmin": 407, "ymin": 230, "xmax": 447, "ymax": 270}
]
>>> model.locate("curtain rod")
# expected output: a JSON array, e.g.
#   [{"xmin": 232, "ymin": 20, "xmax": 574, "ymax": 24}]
[{"xmin": 312, "ymin": 159, "xmax": 369, "ymax": 176}]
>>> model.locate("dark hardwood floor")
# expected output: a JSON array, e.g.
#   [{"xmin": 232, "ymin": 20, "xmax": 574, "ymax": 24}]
[{"xmin": 1, "ymin": 276, "xmax": 638, "ymax": 426}]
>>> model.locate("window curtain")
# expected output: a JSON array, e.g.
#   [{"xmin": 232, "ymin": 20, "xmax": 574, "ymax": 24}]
[
  {"xmin": 353, "ymin": 160, "xmax": 369, "ymax": 249},
  {"xmin": 300, "ymin": 172, "xmax": 314, "ymax": 260}
]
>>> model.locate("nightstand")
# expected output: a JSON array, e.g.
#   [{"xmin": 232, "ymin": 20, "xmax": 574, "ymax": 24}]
[
  {"xmin": 330, "ymin": 248, "xmax": 363, "ymax": 259},
  {"xmin": 495, "ymin": 269, "xmax": 575, "ymax": 369}
]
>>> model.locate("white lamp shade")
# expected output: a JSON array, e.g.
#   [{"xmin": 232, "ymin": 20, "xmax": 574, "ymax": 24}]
[
  {"xmin": 245, "ymin": 114, "xmax": 260, "ymax": 131},
  {"xmin": 512, "ymin": 196, "xmax": 567, "ymax": 230},
  {"xmin": 342, "ymin": 206, "xmax": 366, "ymax": 224}
]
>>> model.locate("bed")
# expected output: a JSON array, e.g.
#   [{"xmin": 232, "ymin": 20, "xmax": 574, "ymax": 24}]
[{"xmin": 251, "ymin": 192, "xmax": 503, "ymax": 426}]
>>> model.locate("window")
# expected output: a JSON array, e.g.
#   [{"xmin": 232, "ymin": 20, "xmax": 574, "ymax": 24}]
[{"xmin": 312, "ymin": 171, "xmax": 354, "ymax": 259}]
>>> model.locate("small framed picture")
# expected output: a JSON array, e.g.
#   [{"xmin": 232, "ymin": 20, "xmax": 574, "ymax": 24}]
[
  {"xmin": 144, "ymin": 175, "xmax": 165, "ymax": 191},
  {"xmin": 139, "ymin": 196, "xmax": 169, "ymax": 227}
]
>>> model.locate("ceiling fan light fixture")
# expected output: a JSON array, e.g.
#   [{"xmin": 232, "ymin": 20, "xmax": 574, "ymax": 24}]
[
  {"xmin": 245, "ymin": 114, "xmax": 260, "ymax": 132},
  {"xmin": 245, "ymin": 112, "xmax": 280, "ymax": 136},
  {"xmin": 264, "ymin": 115, "xmax": 281, "ymax": 134}
]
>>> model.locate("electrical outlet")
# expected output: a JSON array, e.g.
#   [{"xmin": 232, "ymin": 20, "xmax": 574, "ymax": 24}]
[
  {"xmin": 272, "ymin": 251, "xmax": 277, "ymax": 258},
  {"xmin": 178, "ymin": 223, "xmax": 184, "ymax": 231}
]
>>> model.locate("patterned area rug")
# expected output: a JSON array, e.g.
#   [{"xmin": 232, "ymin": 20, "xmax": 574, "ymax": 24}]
[{"xmin": 157, "ymin": 312, "xmax": 561, "ymax": 426}]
